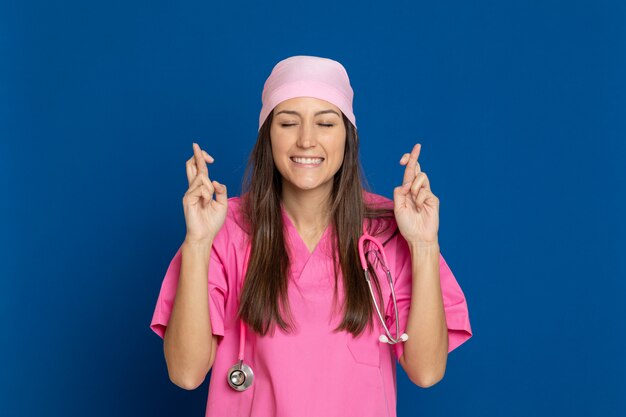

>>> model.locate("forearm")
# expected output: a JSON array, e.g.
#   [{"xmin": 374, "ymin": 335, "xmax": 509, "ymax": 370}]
[
  {"xmin": 401, "ymin": 241, "xmax": 448, "ymax": 387},
  {"xmin": 164, "ymin": 239, "xmax": 214, "ymax": 389}
]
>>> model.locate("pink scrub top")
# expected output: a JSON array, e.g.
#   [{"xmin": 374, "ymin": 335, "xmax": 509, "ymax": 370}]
[{"xmin": 150, "ymin": 191, "xmax": 472, "ymax": 417}]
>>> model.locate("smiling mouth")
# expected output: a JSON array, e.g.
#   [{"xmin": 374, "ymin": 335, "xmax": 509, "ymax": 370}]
[{"xmin": 290, "ymin": 157, "xmax": 324, "ymax": 165}]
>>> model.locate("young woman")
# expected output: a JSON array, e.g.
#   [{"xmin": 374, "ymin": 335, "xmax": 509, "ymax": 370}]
[{"xmin": 150, "ymin": 55, "xmax": 472, "ymax": 417}]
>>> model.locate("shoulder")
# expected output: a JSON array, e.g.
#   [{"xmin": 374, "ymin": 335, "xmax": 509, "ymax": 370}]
[
  {"xmin": 362, "ymin": 190, "xmax": 399, "ymax": 244},
  {"xmin": 210, "ymin": 196, "xmax": 250, "ymax": 250},
  {"xmin": 362, "ymin": 190, "xmax": 394, "ymax": 209},
  {"xmin": 221, "ymin": 195, "xmax": 248, "ymax": 232}
]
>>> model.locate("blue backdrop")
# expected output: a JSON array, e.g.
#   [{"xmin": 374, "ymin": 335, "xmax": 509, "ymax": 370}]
[{"xmin": 1, "ymin": 0, "xmax": 624, "ymax": 416}]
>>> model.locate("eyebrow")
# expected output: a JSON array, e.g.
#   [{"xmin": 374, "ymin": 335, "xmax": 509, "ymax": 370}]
[{"xmin": 274, "ymin": 109, "xmax": 341, "ymax": 117}]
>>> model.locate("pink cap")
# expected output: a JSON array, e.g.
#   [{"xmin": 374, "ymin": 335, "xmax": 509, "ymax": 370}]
[{"xmin": 259, "ymin": 55, "xmax": 356, "ymax": 131}]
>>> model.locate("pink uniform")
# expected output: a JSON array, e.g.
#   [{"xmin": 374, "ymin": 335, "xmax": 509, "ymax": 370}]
[{"xmin": 150, "ymin": 191, "xmax": 473, "ymax": 417}]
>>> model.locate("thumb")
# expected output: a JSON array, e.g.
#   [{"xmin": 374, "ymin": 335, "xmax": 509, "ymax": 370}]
[
  {"xmin": 393, "ymin": 183, "xmax": 410, "ymax": 210},
  {"xmin": 213, "ymin": 180, "xmax": 228, "ymax": 205}
]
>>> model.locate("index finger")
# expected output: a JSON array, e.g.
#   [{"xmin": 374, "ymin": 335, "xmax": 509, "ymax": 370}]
[
  {"xmin": 402, "ymin": 143, "xmax": 421, "ymax": 185},
  {"xmin": 193, "ymin": 142, "xmax": 209, "ymax": 177}
]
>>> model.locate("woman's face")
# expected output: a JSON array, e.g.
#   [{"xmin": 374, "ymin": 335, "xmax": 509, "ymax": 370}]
[{"xmin": 270, "ymin": 97, "xmax": 347, "ymax": 194}]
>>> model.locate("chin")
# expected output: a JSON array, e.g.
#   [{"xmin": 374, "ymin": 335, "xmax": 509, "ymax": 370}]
[
  {"xmin": 295, "ymin": 183, "xmax": 319, "ymax": 191},
  {"xmin": 285, "ymin": 178, "xmax": 321, "ymax": 191}
]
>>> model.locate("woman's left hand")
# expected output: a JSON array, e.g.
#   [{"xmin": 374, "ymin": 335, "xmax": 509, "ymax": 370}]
[{"xmin": 393, "ymin": 143, "xmax": 440, "ymax": 246}]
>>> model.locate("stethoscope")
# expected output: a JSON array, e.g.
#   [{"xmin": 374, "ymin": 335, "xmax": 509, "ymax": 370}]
[
  {"xmin": 358, "ymin": 224, "xmax": 410, "ymax": 345},
  {"xmin": 227, "ymin": 224, "xmax": 408, "ymax": 391}
]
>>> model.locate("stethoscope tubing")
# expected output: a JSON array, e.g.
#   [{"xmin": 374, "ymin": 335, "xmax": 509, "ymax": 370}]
[{"xmin": 358, "ymin": 226, "xmax": 409, "ymax": 345}]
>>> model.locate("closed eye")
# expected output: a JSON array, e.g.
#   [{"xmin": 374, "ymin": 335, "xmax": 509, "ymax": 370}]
[{"xmin": 279, "ymin": 123, "xmax": 335, "ymax": 127}]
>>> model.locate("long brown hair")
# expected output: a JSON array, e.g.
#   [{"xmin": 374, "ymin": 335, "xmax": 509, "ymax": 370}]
[{"xmin": 237, "ymin": 109, "xmax": 399, "ymax": 338}]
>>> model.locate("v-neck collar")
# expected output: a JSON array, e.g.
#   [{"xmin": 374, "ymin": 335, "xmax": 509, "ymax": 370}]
[{"xmin": 280, "ymin": 203, "xmax": 331, "ymax": 257}]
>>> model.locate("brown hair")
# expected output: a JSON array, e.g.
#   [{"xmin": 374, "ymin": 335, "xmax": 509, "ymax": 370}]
[{"xmin": 237, "ymin": 109, "xmax": 399, "ymax": 337}]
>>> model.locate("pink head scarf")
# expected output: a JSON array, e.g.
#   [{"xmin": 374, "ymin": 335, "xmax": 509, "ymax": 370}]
[{"xmin": 258, "ymin": 55, "xmax": 357, "ymax": 131}]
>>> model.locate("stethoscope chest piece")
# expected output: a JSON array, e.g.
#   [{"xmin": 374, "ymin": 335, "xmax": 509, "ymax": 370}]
[{"xmin": 227, "ymin": 360, "xmax": 254, "ymax": 391}]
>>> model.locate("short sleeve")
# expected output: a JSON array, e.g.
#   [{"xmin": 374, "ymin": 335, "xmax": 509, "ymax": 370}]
[
  {"xmin": 385, "ymin": 235, "xmax": 473, "ymax": 361},
  {"xmin": 149, "ymin": 228, "xmax": 230, "ymax": 340}
]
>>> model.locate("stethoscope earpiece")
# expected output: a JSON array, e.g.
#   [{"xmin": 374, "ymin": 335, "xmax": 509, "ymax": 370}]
[{"xmin": 379, "ymin": 333, "xmax": 409, "ymax": 344}]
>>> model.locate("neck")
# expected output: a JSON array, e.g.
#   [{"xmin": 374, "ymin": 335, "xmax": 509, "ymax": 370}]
[{"xmin": 280, "ymin": 181, "xmax": 332, "ymax": 233}]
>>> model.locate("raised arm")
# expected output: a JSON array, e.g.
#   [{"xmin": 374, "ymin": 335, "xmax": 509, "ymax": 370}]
[{"xmin": 163, "ymin": 142, "xmax": 227, "ymax": 390}]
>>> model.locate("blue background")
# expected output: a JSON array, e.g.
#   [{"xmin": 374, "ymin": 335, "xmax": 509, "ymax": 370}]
[{"xmin": 1, "ymin": 0, "xmax": 624, "ymax": 416}]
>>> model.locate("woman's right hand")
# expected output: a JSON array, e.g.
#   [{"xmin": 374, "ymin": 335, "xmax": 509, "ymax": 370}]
[{"xmin": 182, "ymin": 142, "xmax": 228, "ymax": 244}]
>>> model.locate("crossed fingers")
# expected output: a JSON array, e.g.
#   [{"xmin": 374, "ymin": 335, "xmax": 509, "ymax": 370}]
[
  {"xmin": 399, "ymin": 143, "xmax": 432, "ymax": 208},
  {"xmin": 186, "ymin": 142, "xmax": 214, "ymax": 187},
  {"xmin": 400, "ymin": 143, "xmax": 421, "ymax": 185}
]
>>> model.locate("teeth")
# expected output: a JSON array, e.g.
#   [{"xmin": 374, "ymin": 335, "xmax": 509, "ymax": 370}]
[{"xmin": 292, "ymin": 157, "xmax": 323, "ymax": 164}]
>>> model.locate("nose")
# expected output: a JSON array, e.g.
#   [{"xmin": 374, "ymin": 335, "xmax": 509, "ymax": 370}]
[{"xmin": 296, "ymin": 121, "xmax": 317, "ymax": 148}]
